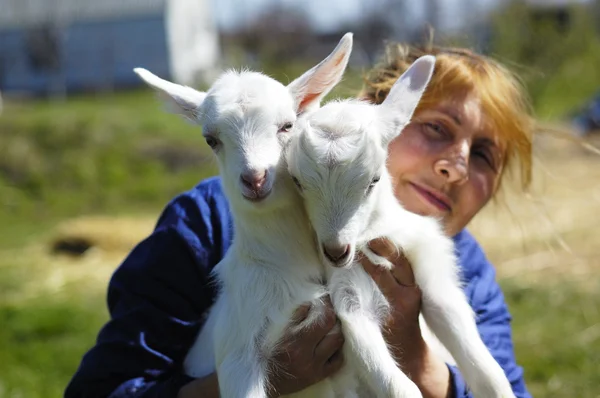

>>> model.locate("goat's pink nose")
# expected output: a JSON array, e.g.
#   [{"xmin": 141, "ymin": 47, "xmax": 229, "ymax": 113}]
[
  {"xmin": 323, "ymin": 244, "xmax": 351, "ymax": 263},
  {"xmin": 241, "ymin": 170, "xmax": 268, "ymax": 192}
]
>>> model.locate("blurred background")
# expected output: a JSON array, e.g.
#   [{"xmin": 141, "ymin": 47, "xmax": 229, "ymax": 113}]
[{"xmin": 0, "ymin": 0, "xmax": 599, "ymax": 396}]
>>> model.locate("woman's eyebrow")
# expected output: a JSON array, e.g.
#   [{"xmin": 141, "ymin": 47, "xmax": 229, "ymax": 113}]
[
  {"xmin": 476, "ymin": 136, "xmax": 500, "ymax": 150},
  {"xmin": 434, "ymin": 106, "xmax": 462, "ymax": 126}
]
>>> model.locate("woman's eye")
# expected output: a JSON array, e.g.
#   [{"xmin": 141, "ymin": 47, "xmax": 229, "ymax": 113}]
[
  {"xmin": 473, "ymin": 149, "xmax": 496, "ymax": 170},
  {"xmin": 422, "ymin": 122, "xmax": 453, "ymax": 141},
  {"xmin": 424, "ymin": 122, "xmax": 447, "ymax": 137},
  {"xmin": 292, "ymin": 176, "xmax": 303, "ymax": 190},
  {"xmin": 205, "ymin": 136, "xmax": 219, "ymax": 149},
  {"xmin": 279, "ymin": 122, "xmax": 294, "ymax": 133}
]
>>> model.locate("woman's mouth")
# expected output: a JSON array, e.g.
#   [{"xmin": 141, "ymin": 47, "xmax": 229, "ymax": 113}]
[{"xmin": 409, "ymin": 183, "xmax": 452, "ymax": 212}]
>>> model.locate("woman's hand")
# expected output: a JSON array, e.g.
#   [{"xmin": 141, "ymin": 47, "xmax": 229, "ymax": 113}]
[
  {"xmin": 360, "ymin": 238, "xmax": 423, "ymax": 363},
  {"xmin": 179, "ymin": 298, "xmax": 345, "ymax": 398},
  {"xmin": 269, "ymin": 297, "xmax": 345, "ymax": 396},
  {"xmin": 360, "ymin": 238, "xmax": 452, "ymax": 398}
]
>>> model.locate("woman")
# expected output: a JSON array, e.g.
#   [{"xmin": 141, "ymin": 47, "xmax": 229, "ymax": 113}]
[{"xmin": 65, "ymin": 42, "xmax": 534, "ymax": 398}]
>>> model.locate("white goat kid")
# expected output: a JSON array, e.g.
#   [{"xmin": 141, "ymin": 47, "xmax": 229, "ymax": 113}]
[
  {"xmin": 286, "ymin": 56, "xmax": 516, "ymax": 398},
  {"xmin": 134, "ymin": 34, "xmax": 353, "ymax": 398}
]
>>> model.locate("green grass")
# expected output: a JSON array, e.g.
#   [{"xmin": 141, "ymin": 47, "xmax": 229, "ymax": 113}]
[
  {"xmin": 0, "ymin": 79, "xmax": 366, "ymax": 396},
  {"xmin": 0, "ymin": 273, "xmax": 597, "ymax": 397},
  {"xmin": 505, "ymin": 281, "xmax": 600, "ymax": 397},
  {"xmin": 0, "ymin": 255, "xmax": 106, "ymax": 398},
  {"xmin": 1, "ymin": 64, "xmax": 598, "ymax": 396},
  {"xmin": 0, "ymin": 89, "xmax": 219, "ymax": 248},
  {"xmin": 0, "ymin": 295, "xmax": 107, "ymax": 398},
  {"xmin": 0, "ymin": 68, "xmax": 364, "ymax": 249},
  {"xmin": 0, "ymin": 89, "xmax": 216, "ymax": 395}
]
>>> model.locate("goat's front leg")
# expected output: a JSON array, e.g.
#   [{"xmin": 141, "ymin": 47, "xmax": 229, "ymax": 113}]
[
  {"xmin": 217, "ymin": 350, "xmax": 269, "ymax": 398},
  {"xmin": 407, "ymin": 236, "xmax": 515, "ymax": 398},
  {"xmin": 329, "ymin": 272, "xmax": 422, "ymax": 398},
  {"xmin": 336, "ymin": 311, "xmax": 422, "ymax": 398},
  {"xmin": 420, "ymin": 284, "xmax": 515, "ymax": 398}
]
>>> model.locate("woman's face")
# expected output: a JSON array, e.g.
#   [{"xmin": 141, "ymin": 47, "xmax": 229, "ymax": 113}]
[{"xmin": 387, "ymin": 93, "xmax": 504, "ymax": 236}]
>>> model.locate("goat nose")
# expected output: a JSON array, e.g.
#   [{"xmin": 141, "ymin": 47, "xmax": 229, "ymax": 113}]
[
  {"xmin": 241, "ymin": 170, "xmax": 268, "ymax": 191},
  {"xmin": 323, "ymin": 244, "xmax": 351, "ymax": 263}
]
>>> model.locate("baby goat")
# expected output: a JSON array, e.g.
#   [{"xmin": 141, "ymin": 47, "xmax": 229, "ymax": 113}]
[
  {"xmin": 135, "ymin": 34, "xmax": 355, "ymax": 397},
  {"xmin": 286, "ymin": 56, "xmax": 516, "ymax": 398}
]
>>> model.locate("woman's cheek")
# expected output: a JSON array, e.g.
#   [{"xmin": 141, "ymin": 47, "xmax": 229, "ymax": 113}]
[
  {"xmin": 388, "ymin": 130, "xmax": 431, "ymax": 169},
  {"xmin": 472, "ymin": 170, "xmax": 496, "ymax": 205},
  {"xmin": 455, "ymin": 172, "xmax": 495, "ymax": 228}
]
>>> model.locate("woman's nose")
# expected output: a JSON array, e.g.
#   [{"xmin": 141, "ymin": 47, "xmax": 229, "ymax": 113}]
[
  {"xmin": 434, "ymin": 142, "xmax": 469, "ymax": 184},
  {"xmin": 434, "ymin": 159, "xmax": 468, "ymax": 184}
]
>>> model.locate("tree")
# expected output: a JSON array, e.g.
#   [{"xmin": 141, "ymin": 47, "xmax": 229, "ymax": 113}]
[{"xmin": 488, "ymin": 0, "xmax": 600, "ymax": 117}]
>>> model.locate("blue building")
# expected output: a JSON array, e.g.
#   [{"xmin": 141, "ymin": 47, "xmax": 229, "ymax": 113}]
[{"xmin": 0, "ymin": 0, "xmax": 220, "ymax": 95}]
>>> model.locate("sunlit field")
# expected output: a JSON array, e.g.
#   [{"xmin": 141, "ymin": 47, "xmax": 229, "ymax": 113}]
[{"xmin": 0, "ymin": 85, "xmax": 599, "ymax": 397}]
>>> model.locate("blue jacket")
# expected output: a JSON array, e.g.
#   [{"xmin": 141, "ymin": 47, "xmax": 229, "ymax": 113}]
[{"xmin": 65, "ymin": 177, "xmax": 531, "ymax": 398}]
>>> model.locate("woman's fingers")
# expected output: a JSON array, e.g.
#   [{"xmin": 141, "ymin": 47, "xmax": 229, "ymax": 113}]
[
  {"xmin": 312, "ymin": 300, "xmax": 345, "ymax": 374},
  {"xmin": 321, "ymin": 345, "xmax": 345, "ymax": 376},
  {"xmin": 389, "ymin": 252, "xmax": 416, "ymax": 287},
  {"xmin": 365, "ymin": 238, "xmax": 416, "ymax": 287},
  {"xmin": 368, "ymin": 237, "xmax": 398, "ymax": 259},
  {"xmin": 303, "ymin": 297, "xmax": 337, "ymax": 343},
  {"xmin": 288, "ymin": 296, "xmax": 343, "ymax": 357},
  {"xmin": 289, "ymin": 302, "xmax": 312, "ymax": 326},
  {"xmin": 360, "ymin": 238, "xmax": 422, "ymax": 324},
  {"xmin": 314, "ymin": 324, "xmax": 345, "ymax": 363},
  {"xmin": 270, "ymin": 297, "xmax": 345, "ymax": 395},
  {"xmin": 360, "ymin": 255, "xmax": 401, "ymax": 298},
  {"xmin": 297, "ymin": 297, "xmax": 345, "ymax": 369}
]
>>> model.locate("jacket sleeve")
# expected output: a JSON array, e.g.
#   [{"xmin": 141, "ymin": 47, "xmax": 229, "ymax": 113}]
[
  {"xmin": 447, "ymin": 234, "xmax": 531, "ymax": 398},
  {"xmin": 65, "ymin": 184, "xmax": 229, "ymax": 398}
]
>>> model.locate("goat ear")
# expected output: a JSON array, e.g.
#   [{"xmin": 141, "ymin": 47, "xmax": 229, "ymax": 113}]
[
  {"xmin": 287, "ymin": 32, "xmax": 353, "ymax": 115},
  {"xmin": 134, "ymin": 68, "xmax": 207, "ymax": 123},
  {"xmin": 380, "ymin": 55, "xmax": 435, "ymax": 144}
]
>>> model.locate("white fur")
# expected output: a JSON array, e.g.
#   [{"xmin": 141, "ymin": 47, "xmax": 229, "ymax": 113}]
[
  {"xmin": 135, "ymin": 33, "xmax": 355, "ymax": 397},
  {"xmin": 287, "ymin": 56, "xmax": 516, "ymax": 398}
]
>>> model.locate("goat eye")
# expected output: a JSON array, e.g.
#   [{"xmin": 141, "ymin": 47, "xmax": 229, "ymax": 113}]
[
  {"xmin": 366, "ymin": 176, "xmax": 380, "ymax": 195},
  {"xmin": 279, "ymin": 122, "xmax": 294, "ymax": 133},
  {"xmin": 292, "ymin": 176, "xmax": 303, "ymax": 190},
  {"xmin": 205, "ymin": 136, "xmax": 219, "ymax": 149}
]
